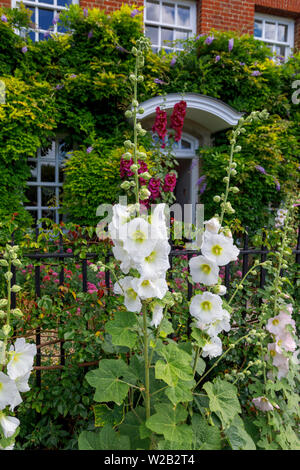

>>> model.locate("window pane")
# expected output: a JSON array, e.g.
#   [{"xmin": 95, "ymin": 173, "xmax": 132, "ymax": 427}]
[
  {"xmin": 161, "ymin": 28, "xmax": 174, "ymax": 45},
  {"xmin": 25, "ymin": 186, "xmax": 37, "ymax": 206},
  {"xmin": 254, "ymin": 19, "xmax": 262, "ymax": 38},
  {"xmin": 41, "ymin": 142, "xmax": 56, "ymax": 161},
  {"xmin": 41, "ymin": 0, "xmax": 54, "ymax": 4},
  {"xmin": 275, "ymin": 45, "xmax": 286, "ymax": 58},
  {"xmin": 41, "ymin": 164, "xmax": 56, "ymax": 182},
  {"xmin": 28, "ymin": 162, "xmax": 38, "ymax": 182},
  {"xmin": 146, "ymin": 1, "xmax": 160, "ymax": 22},
  {"xmin": 42, "ymin": 186, "xmax": 57, "ymax": 206},
  {"xmin": 177, "ymin": 5, "xmax": 190, "ymax": 27},
  {"xmin": 28, "ymin": 7, "xmax": 35, "ymax": 24},
  {"xmin": 175, "ymin": 29, "xmax": 188, "ymax": 48},
  {"xmin": 29, "ymin": 30, "xmax": 36, "ymax": 42},
  {"xmin": 39, "ymin": 9, "xmax": 54, "ymax": 30},
  {"xmin": 42, "ymin": 209, "xmax": 55, "ymax": 221},
  {"xmin": 162, "ymin": 3, "xmax": 175, "ymax": 25},
  {"xmin": 265, "ymin": 21, "xmax": 276, "ymax": 40},
  {"xmin": 145, "ymin": 25, "xmax": 159, "ymax": 45},
  {"xmin": 57, "ymin": 0, "xmax": 72, "ymax": 6},
  {"xmin": 29, "ymin": 210, "xmax": 38, "ymax": 225},
  {"xmin": 278, "ymin": 23, "xmax": 288, "ymax": 42},
  {"xmin": 181, "ymin": 139, "xmax": 191, "ymax": 149}
]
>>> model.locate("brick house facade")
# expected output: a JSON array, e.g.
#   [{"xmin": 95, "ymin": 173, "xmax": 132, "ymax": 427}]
[{"xmin": 1, "ymin": 1, "xmax": 300, "ymax": 52}]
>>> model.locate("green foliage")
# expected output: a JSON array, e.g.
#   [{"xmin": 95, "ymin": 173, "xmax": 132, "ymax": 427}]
[{"xmin": 62, "ymin": 137, "xmax": 123, "ymax": 225}]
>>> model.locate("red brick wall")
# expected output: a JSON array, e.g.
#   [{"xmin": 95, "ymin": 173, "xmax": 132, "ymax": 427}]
[
  {"xmin": 80, "ymin": 0, "xmax": 143, "ymax": 14},
  {"xmin": 0, "ymin": 0, "xmax": 12, "ymax": 7},
  {"xmin": 197, "ymin": 0, "xmax": 255, "ymax": 35}
]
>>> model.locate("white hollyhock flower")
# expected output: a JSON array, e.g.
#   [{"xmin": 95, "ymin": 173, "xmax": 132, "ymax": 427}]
[
  {"xmin": 7, "ymin": 338, "xmax": 37, "ymax": 381},
  {"xmin": 198, "ymin": 309, "xmax": 231, "ymax": 337},
  {"xmin": 108, "ymin": 204, "xmax": 131, "ymax": 243},
  {"xmin": 112, "ymin": 244, "xmax": 134, "ymax": 274},
  {"xmin": 204, "ymin": 217, "xmax": 221, "ymax": 234},
  {"xmin": 0, "ymin": 372, "xmax": 21, "ymax": 410},
  {"xmin": 136, "ymin": 240, "xmax": 170, "ymax": 279},
  {"xmin": 150, "ymin": 203, "xmax": 169, "ymax": 241},
  {"xmin": 150, "ymin": 303, "xmax": 164, "ymax": 328},
  {"xmin": 202, "ymin": 336, "xmax": 222, "ymax": 359},
  {"xmin": 201, "ymin": 232, "xmax": 239, "ymax": 266},
  {"xmin": 190, "ymin": 292, "xmax": 223, "ymax": 324},
  {"xmin": 0, "ymin": 443, "xmax": 15, "ymax": 450},
  {"xmin": 0, "ymin": 414, "xmax": 19, "ymax": 438},
  {"xmin": 189, "ymin": 255, "xmax": 219, "ymax": 285},
  {"xmin": 14, "ymin": 371, "xmax": 31, "ymax": 393},
  {"xmin": 214, "ymin": 285, "xmax": 227, "ymax": 296},
  {"xmin": 119, "ymin": 217, "xmax": 157, "ymax": 263},
  {"xmin": 132, "ymin": 277, "xmax": 168, "ymax": 300},
  {"xmin": 114, "ymin": 276, "xmax": 141, "ymax": 312}
]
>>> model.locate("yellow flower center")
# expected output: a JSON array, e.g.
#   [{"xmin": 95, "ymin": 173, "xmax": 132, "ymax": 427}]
[
  {"xmin": 132, "ymin": 230, "xmax": 146, "ymax": 244},
  {"xmin": 201, "ymin": 300, "xmax": 212, "ymax": 311},
  {"xmin": 277, "ymin": 340, "xmax": 282, "ymax": 347},
  {"xmin": 201, "ymin": 264, "xmax": 211, "ymax": 274},
  {"xmin": 0, "ymin": 382, "xmax": 2, "ymax": 391},
  {"xmin": 145, "ymin": 251, "xmax": 157, "ymax": 263},
  {"xmin": 141, "ymin": 280, "xmax": 150, "ymax": 287},
  {"xmin": 126, "ymin": 288, "xmax": 137, "ymax": 300},
  {"xmin": 211, "ymin": 244, "xmax": 223, "ymax": 256},
  {"xmin": 11, "ymin": 352, "xmax": 21, "ymax": 363},
  {"xmin": 270, "ymin": 350, "xmax": 276, "ymax": 357},
  {"xmin": 272, "ymin": 319, "xmax": 279, "ymax": 326}
]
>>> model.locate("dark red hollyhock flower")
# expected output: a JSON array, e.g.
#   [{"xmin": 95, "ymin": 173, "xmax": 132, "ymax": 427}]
[
  {"xmin": 163, "ymin": 173, "xmax": 177, "ymax": 192},
  {"xmin": 120, "ymin": 157, "xmax": 148, "ymax": 179},
  {"xmin": 170, "ymin": 101, "xmax": 187, "ymax": 142},
  {"xmin": 152, "ymin": 106, "xmax": 168, "ymax": 146},
  {"xmin": 148, "ymin": 178, "xmax": 161, "ymax": 200}
]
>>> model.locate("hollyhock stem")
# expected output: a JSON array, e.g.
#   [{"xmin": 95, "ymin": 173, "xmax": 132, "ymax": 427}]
[
  {"xmin": 133, "ymin": 59, "xmax": 140, "ymax": 206},
  {"xmin": 143, "ymin": 306, "xmax": 151, "ymax": 420},
  {"xmin": 0, "ymin": 260, "xmax": 11, "ymax": 370}
]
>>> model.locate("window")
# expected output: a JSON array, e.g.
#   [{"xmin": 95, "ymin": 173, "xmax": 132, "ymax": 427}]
[
  {"xmin": 25, "ymin": 140, "xmax": 67, "ymax": 225},
  {"xmin": 11, "ymin": 0, "xmax": 77, "ymax": 41},
  {"xmin": 254, "ymin": 13, "xmax": 294, "ymax": 61},
  {"xmin": 144, "ymin": 0, "xmax": 196, "ymax": 53}
]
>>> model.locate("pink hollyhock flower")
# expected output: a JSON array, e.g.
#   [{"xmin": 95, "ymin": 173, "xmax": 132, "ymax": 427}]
[
  {"xmin": 276, "ymin": 332, "xmax": 296, "ymax": 352},
  {"xmin": 54, "ymin": 279, "xmax": 59, "ymax": 284},
  {"xmin": 266, "ymin": 312, "xmax": 295, "ymax": 336},
  {"xmin": 87, "ymin": 282, "xmax": 97, "ymax": 294},
  {"xmin": 163, "ymin": 173, "xmax": 176, "ymax": 192},
  {"xmin": 268, "ymin": 342, "xmax": 289, "ymax": 370},
  {"xmin": 66, "ymin": 248, "xmax": 73, "ymax": 253},
  {"xmin": 43, "ymin": 275, "xmax": 51, "ymax": 282},
  {"xmin": 252, "ymin": 397, "xmax": 279, "ymax": 412},
  {"xmin": 236, "ymin": 270, "xmax": 242, "ymax": 277}
]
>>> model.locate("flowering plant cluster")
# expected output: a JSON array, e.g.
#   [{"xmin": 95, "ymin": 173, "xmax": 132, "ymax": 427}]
[{"xmin": 0, "ymin": 244, "xmax": 36, "ymax": 450}]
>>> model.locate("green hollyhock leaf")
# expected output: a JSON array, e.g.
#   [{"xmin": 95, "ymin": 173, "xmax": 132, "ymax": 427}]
[
  {"xmin": 146, "ymin": 403, "xmax": 193, "ymax": 444},
  {"xmin": 93, "ymin": 404, "xmax": 123, "ymax": 428},
  {"xmin": 106, "ymin": 310, "xmax": 138, "ymax": 348},
  {"xmin": 165, "ymin": 380, "xmax": 195, "ymax": 405},
  {"xmin": 78, "ymin": 425, "xmax": 130, "ymax": 450},
  {"xmin": 159, "ymin": 318, "xmax": 174, "ymax": 338},
  {"xmin": 191, "ymin": 414, "xmax": 222, "ymax": 450},
  {"xmin": 119, "ymin": 407, "xmax": 151, "ymax": 450},
  {"xmin": 203, "ymin": 378, "xmax": 241, "ymax": 427},
  {"xmin": 225, "ymin": 415, "xmax": 256, "ymax": 450},
  {"xmin": 191, "ymin": 326, "xmax": 207, "ymax": 348},
  {"xmin": 85, "ymin": 359, "xmax": 131, "ymax": 405},
  {"xmin": 155, "ymin": 341, "xmax": 194, "ymax": 387}
]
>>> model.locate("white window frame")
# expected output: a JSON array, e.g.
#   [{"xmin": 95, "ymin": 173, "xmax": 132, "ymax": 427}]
[
  {"xmin": 26, "ymin": 140, "xmax": 65, "ymax": 225},
  {"xmin": 254, "ymin": 13, "xmax": 295, "ymax": 60},
  {"xmin": 11, "ymin": 0, "xmax": 78, "ymax": 41},
  {"xmin": 144, "ymin": 0, "xmax": 197, "ymax": 53}
]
